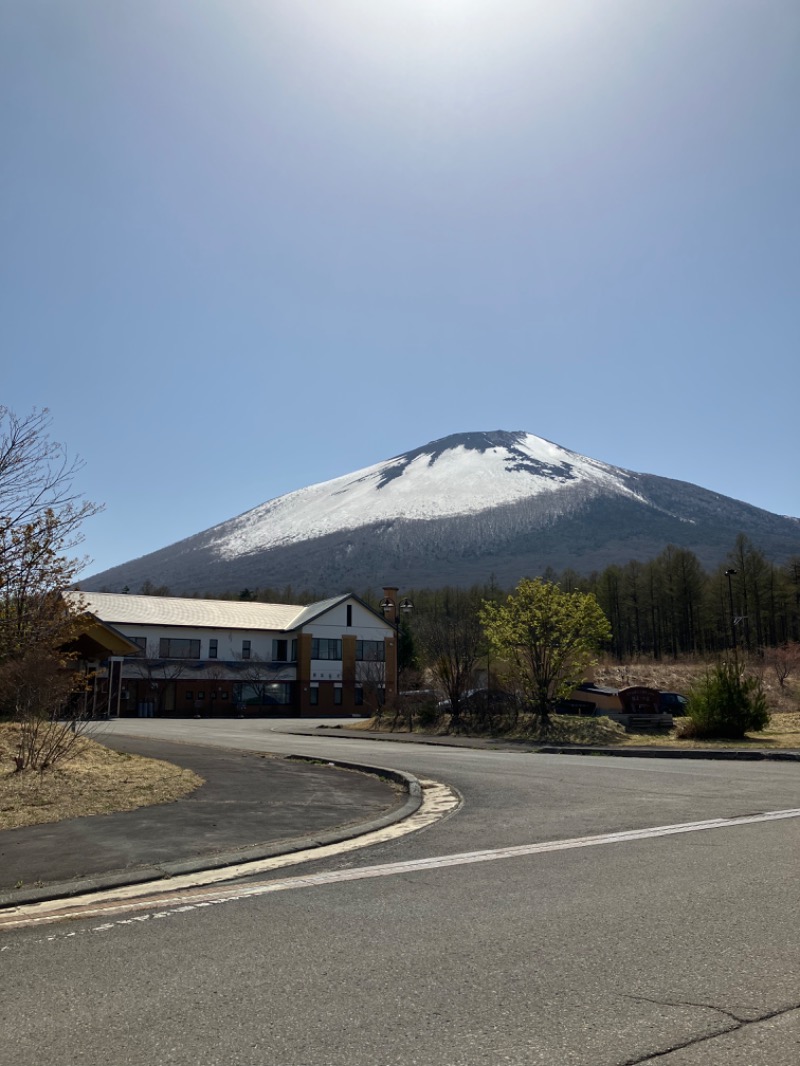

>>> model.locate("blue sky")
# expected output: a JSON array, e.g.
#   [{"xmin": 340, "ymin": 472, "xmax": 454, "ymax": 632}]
[{"xmin": 3, "ymin": 1, "xmax": 798, "ymax": 578}]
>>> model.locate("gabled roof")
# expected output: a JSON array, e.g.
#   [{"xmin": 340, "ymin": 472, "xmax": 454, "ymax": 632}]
[
  {"xmin": 66, "ymin": 591, "xmax": 307, "ymax": 632},
  {"xmin": 286, "ymin": 593, "xmax": 351, "ymax": 629},
  {"xmin": 289, "ymin": 592, "xmax": 393, "ymax": 629},
  {"xmin": 66, "ymin": 615, "xmax": 142, "ymax": 658}
]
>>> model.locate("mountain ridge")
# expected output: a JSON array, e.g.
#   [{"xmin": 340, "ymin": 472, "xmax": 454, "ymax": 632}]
[{"xmin": 80, "ymin": 431, "xmax": 800, "ymax": 595}]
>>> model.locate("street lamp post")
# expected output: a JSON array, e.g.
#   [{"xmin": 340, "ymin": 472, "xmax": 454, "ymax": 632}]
[
  {"xmin": 724, "ymin": 568, "xmax": 738, "ymax": 655},
  {"xmin": 378, "ymin": 591, "xmax": 414, "ymax": 707}
]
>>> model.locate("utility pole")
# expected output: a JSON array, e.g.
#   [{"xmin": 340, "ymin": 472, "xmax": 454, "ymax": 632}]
[{"xmin": 725, "ymin": 569, "xmax": 738, "ymax": 657}]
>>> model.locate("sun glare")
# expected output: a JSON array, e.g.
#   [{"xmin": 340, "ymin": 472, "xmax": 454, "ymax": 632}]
[{"xmin": 277, "ymin": 0, "xmax": 585, "ymax": 70}]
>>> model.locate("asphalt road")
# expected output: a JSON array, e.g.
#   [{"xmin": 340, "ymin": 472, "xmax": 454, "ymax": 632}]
[{"xmin": 2, "ymin": 718, "xmax": 799, "ymax": 1066}]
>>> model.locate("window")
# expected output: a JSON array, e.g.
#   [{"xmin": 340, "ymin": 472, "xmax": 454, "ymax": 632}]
[
  {"xmin": 263, "ymin": 683, "xmax": 291, "ymax": 705},
  {"xmin": 234, "ymin": 682, "xmax": 292, "ymax": 707},
  {"xmin": 334, "ymin": 687, "xmax": 343, "ymax": 706},
  {"xmin": 356, "ymin": 640, "xmax": 385, "ymax": 662},
  {"xmin": 126, "ymin": 636, "xmax": 148, "ymax": 656},
  {"xmin": 354, "ymin": 687, "xmax": 364, "ymax": 707},
  {"xmin": 159, "ymin": 638, "xmax": 201, "ymax": 659},
  {"xmin": 242, "ymin": 639, "xmax": 251, "ymax": 660},
  {"xmin": 272, "ymin": 639, "xmax": 288, "ymax": 662},
  {"xmin": 311, "ymin": 638, "xmax": 342, "ymax": 661},
  {"xmin": 309, "ymin": 686, "xmax": 319, "ymax": 706},
  {"xmin": 346, "ymin": 605, "xmax": 353, "ymax": 627},
  {"xmin": 209, "ymin": 639, "xmax": 218, "ymax": 660}
]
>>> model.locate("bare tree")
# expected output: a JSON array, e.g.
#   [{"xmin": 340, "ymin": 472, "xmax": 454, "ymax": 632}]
[
  {"xmin": 413, "ymin": 589, "xmax": 485, "ymax": 731},
  {"xmin": 0, "ymin": 406, "xmax": 100, "ymax": 548},
  {"xmin": 763, "ymin": 642, "xmax": 800, "ymax": 689},
  {"xmin": 0, "ymin": 512, "xmax": 94, "ymax": 770},
  {"xmin": 0, "ymin": 511, "xmax": 85, "ymax": 660},
  {"xmin": 357, "ymin": 655, "xmax": 390, "ymax": 723},
  {"xmin": 3, "ymin": 651, "xmax": 90, "ymax": 771},
  {"xmin": 0, "ymin": 407, "xmax": 102, "ymax": 771},
  {"xmin": 128, "ymin": 642, "xmax": 187, "ymax": 714},
  {"xmin": 231, "ymin": 652, "xmax": 295, "ymax": 714}
]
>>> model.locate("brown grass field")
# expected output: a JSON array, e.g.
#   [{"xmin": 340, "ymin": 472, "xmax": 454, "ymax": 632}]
[
  {"xmin": 0, "ymin": 724, "xmax": 203, "ymax": 831},
  {"xmin": 593, "ymin": 654, "xmax": 800, "ymax": 749}
]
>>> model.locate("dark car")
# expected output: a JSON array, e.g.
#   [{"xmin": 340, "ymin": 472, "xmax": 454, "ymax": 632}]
[
  {"xmin": 437, "ymin": 688, "xmax": 516, "ymax": 711},
  {"xmin": 658, "ymin": 691, "xmax": 688, "ymax": 715}
]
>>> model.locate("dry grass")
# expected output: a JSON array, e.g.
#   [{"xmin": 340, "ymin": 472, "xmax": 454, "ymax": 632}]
[
  {"xmin": 0, "ymin": 723, "xmax": 203, "ymax": 831},
  {"xmin": 353, "ymin": 711, "xmax": 629, "ymax": 746},
  {"xmin": 594, "ymin": 654, "xmax": 800, "ymax": 715},
  {"xmin": 524, "ymin": 715, "xmax": 628, "ymax": 746},
  {"xmin": 593, "ymin": 654, "xmax": 800, "ymax": 749},
  {"xmin": 359, "ymin": 707, "xmax": 800, "ymax": 750},
  {"xmin": 614, "ymin": 711, "xmax": 800, "ymax": 750}
]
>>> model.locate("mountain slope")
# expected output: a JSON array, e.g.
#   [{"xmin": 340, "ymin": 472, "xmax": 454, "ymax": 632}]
[{"xmin": 80, "ymin": 431, "xmax": 800, "ymax": 595}]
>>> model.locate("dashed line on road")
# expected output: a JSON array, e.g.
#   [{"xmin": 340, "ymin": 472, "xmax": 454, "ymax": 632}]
[
  {"xmin": 2, "ymin": 803, "xmax": 799, "ymax": 944},
  {"xmin": 0, "ymin": 777, "xmax": 460, "ymax": 932}
]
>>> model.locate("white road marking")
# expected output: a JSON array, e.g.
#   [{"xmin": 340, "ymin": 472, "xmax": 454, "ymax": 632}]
[
  {"xmin": 0, "ymin": 778, "xmax": 459, "ymax": 930},
  {"xmin": 2, "ymin": 804, "xmax": 799, "ymax": 940}
]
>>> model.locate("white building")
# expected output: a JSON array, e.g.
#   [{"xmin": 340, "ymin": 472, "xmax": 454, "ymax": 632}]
[{"xmin": 68, "ymin": 589, "xmax": 403, "ymax": 717}]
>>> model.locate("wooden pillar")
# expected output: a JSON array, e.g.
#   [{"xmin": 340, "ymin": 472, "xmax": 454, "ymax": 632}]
[
  {"xmin": 342, "ymin": 634, "xmax": 357, "ymax": 713},
  {"xmin": 384, "ymin": 633, "xmax": 398, "ymax": 701}
]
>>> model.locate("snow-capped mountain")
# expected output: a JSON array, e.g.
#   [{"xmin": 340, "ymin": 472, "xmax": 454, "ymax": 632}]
[
  {"xmin": 209, "ymin": 431, "xmax": 644, "ymax": 558},
  {"xmin": 81, "ymin": 431, "xmax": 800, "ymax": 595}
]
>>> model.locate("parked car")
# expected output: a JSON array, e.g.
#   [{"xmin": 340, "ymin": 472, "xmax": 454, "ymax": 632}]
[
  {"xmin": 553, "ymin": 697, "xmax": 599, "ymax": 717},
  {"xmin": 658, "ymin": 691, "xmax": 688, "ymax": 715},
  {"xmin": 437, "ymin": 688, "xmax": 515, "ymax": 712}
]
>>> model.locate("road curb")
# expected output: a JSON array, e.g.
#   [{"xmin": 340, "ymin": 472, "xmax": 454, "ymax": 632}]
[
  {"xmin": 534, "ymin": 745, "xmax": 800, "ymax": 760},
  {"xmin": 282, "ymin": 727, "xmax": 800, "ymax": 761},
  {"xmin": 0, "ymin": 756, "xmax": 423, "ymax": 911}
]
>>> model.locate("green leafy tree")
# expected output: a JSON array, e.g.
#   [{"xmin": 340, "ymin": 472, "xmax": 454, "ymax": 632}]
[
  {"xmin": 685, "ymin": 662, "xmax": 769, "ymax": 739},
  {"xmin": 480, "ymin": 578, "xmax": 611, "ymax": 730}
]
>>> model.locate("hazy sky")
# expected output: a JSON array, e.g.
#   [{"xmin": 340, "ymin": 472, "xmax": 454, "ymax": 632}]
[{"xmin": 3, "ymin": 1, "xmax": 798, "ymax": 578}]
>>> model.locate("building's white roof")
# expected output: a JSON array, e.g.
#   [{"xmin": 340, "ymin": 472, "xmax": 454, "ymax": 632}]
[
  {"xmin": 67, "ymin": 591, "xmax": 315, "ymax": 632},
  {"xmin": 286, "ymin": 595, "xmax": 350, "ymax": 629}
]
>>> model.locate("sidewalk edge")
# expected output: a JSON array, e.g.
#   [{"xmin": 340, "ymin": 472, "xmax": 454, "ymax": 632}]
[{"xmin": 0, "ymin": 758, "xmax": 422, "ymax": 911}]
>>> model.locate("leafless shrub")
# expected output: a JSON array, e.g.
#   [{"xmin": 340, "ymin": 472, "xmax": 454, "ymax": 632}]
[
  {"xmin": 763, "ymin": 642, "xmax": 800, "ymax": 689},
  {"xmin": 0, "ymin": 649, "xmax": 92, "ymax": 772}
]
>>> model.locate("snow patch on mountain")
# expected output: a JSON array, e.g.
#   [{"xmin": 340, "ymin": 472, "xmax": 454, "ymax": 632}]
[{"xmin": 209, "ymin": 431, "xmax": 645, "ymax": 560}]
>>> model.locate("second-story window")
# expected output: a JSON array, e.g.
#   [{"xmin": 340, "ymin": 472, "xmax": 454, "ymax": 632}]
[
  {"xmin": 311, "ymin": 638, "xmax": 342, "ymax": 661},
  {"xmin": 209, "ymin": 639, "xmax": 218, "ymax": 660},
  {"xmin": 159, "ymin": 638, "xmax": 201, "ymax": 659},
  {"xmin": 272, "ymin": 639, "xmax": 288, "ymax": 662},
  {"xmin": 242, "ymin": 639, "xmax": 251, "ymax": 660},
  {"xmin": 356, "ymin": 640, "xmax": 385, "ymax": 662}
]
